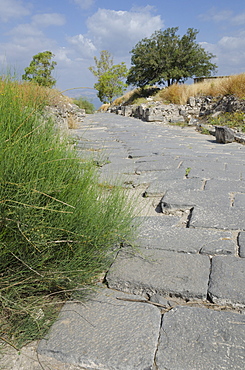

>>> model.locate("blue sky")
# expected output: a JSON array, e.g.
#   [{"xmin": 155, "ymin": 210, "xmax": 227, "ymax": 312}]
[{"xmin": 0, "ymin": 0, "xmax": 245, "ymax": 103}]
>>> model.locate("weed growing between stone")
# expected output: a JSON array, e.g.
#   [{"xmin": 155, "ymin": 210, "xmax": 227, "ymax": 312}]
[{"xmin": 0, "ymin": 79, "xmax": 134, "ymax": 348}]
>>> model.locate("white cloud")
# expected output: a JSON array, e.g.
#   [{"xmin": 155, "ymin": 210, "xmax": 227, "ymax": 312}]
[
  {"xmin": 32, "ymin": 13, "xmax": 66, "ymax": 27},
  {"xmin": 231, "ymin": 12, "xmax": 245, "ymax": 26},
  {"xmin": 8, "ymin": 23, "xmax": 43, "ymax": 37},
  {"xmin": 0, "ymin": 0, "xmax": 31, "ymax": 22},
  {"xmin": 85, "ymin": 7, "xmax": 164, "ymax": 56},
  {"xmin": 54, "ymin": 47, "xmax": 72, "ymax": 64},
  {"xmin": 199, "ymin": 8, "xmax": 233, "ymax": 22},
  {"xmin": 73, "ymin": 0, "xmax": 94, "ymax": 10},
  {"xmin": 200, "ymin": 31, "xmax": 245, "ymax": 75},
  {"xmin": 67, "ymin": 34, "xmax": 96, "ymax": 58},
  {"xmin": 218, "ymin": 32, "xmax": 245, "ymax": 51}
]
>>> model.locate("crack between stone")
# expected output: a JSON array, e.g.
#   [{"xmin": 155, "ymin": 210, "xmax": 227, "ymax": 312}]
[{"xmin": 152, "ymin": 313, "xmax": 164, "ymax": 370}]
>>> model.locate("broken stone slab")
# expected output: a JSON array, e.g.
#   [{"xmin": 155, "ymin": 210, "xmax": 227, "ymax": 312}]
[
  {"xmin": 238, "ymin": 232, "xmax": 245, "ymax": 258},
  {"xmin": 135, "ymin": 222, "xmax": 235, "ymax": 256},
  {"xmin": 156, "ymin": 306, "xmax": 245, "ymax": 370},
  {"xmin": 215, "ymin": 126, "xmax": 235, "ymax": 143},
  {"xmin": 38, "ymin": 287, "xmax": 161, "ymax": 370},
  {"xmin": 208, "ymin": 256, "xmax": 245, "ymax": 307},
  {"xmin": 106, "ymin": 248, "xmax": 210, "ymax": 300}
]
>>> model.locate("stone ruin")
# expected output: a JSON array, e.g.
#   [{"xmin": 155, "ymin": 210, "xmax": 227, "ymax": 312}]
[{"xmin": 108, "ymin": 95, "xmax": 245, "ymax": 144}]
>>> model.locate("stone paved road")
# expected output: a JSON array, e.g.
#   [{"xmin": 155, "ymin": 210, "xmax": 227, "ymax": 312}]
[{"xmin": 13, "ymin": 113, "xmax": 245, "ymax": 369}]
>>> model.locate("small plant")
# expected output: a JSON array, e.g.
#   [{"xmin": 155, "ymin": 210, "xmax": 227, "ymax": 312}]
[
  {"xmin": 200, "ymin": 127, "xmax": 211, "ymax": 135},
  {"xmin": 185, "ymin": 167, "xmax": 191, "ymax": 178}
]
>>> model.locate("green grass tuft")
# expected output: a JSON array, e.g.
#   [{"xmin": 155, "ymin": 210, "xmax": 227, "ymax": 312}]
[{"xmin": 0, "ymin": 78, "xmax": 134, "ymax": 348}]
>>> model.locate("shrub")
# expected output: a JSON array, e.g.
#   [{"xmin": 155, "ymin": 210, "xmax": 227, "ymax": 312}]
[
  {"xmin": 73, "ymin": 96, "xmax": 95, "ymax": 114},
  {"xmin": 0, "ymin": 79, "xmax": 133, "ymax": 348}
]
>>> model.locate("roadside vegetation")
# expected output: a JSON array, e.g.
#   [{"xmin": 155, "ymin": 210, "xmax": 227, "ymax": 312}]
[
  {"xmin": 73, "ymin": 96, "xmax": 95, "ymax": 113},
  {"xmin": 113, "ymin": 73, "xmax": 245, "ymax": 106},
  {"xmin": 0, "ymin": 77, "xmax": 133, "ymax": 349},
  {"xmin": 112, "ymin": 73, "xmax": 245, "ymax": 133},
  {"xmin": 155, "ymin": 73, "xmax": 245, "ymax": 104}
]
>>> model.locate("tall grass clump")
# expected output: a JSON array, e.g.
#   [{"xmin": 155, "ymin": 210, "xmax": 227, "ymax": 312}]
[{"xmin": 0, "ymin": 79, "xmax": 133, "ymax": 348}]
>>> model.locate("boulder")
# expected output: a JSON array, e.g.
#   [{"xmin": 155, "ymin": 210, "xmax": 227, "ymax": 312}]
[{"xmin": 215, "ymin": 126, "xmax": 235, "ymax": 144}]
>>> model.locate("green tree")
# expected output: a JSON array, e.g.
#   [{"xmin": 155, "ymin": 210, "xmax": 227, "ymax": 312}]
[
  {"xmin": 89, "ymin": 50, "xmax": 128, "ymax": 104},
  {"xmin": 126, "ymin": 27, "xmax": 217, "ymax": 87},
  {"xmin": 22, "ymin": 51, "xmax": 57, "ymax": 87}
]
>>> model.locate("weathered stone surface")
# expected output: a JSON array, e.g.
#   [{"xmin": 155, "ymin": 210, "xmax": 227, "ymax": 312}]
[
  {"xmin": 38, "ymin": 288, "xmax": 161, "ymax": 370},
  {"xmin": 233, "ymin": 192, "xmax": 245, "ymax": 209},
  {"xmin": 238, "ymin": 232, "xmax": 245, "ymax": 258},
  {"xmin": 135, "ymin": 156, "xmax": 180, "ymax": 172},
  {"xmin": 208, "ymin": 256, "xmax": 245, "ymax": 306},
  {"xmin": 215, "ymin": 126, "xmax": 235, "ymax": 143},
  {"xmin": 106, "ymin": 248, "xmax": 210, "ymax": 300},
  {"xmin": 190, "ymin": 205, "xmax": 245, "ymax": 230},
  {"xmin": 136, "ymin": 224, "xmax": 235, "ymax": 255},
  {"xmin": 204, "ymin": 178, "xmax": 245, "ymax": 193},
  {"xmin": 156, "ymin": 306, "xmax": 245, "ymax": 370}
]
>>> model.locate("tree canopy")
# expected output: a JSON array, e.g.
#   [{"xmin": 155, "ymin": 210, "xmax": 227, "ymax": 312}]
[
  {"xmin": 126, "ymin": 27, "xmax": 217, "ymax": 87},
  {"xmin": 22, "ymin": 51, "xmax": 57, "ymax": 88},
  {"xmin": 89, "ymin": 50, "xmax": 128, "ymax": 104}
]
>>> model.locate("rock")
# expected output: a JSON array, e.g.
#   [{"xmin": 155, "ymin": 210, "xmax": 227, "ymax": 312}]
[
  {"xmin": 156, "ymin": 306, "xmax": 245, "ymax": 370},
  {"xmin": 215, "ymin": 126, "xmax": 235, "ymax": 143},
  {"xmin": 106, "ymin": 248, "xmax": 210, "ymax": 300},
  {"xmin": 208, "ymin": 256, "xmax": 245, "ymax": 307},
  {"xmin": 188, "ymin": 96, "xmax": 196, "ymax": 107},
  {"xmin": 38, "ymin": 288, "xmax": 161, "ymax": 370}
]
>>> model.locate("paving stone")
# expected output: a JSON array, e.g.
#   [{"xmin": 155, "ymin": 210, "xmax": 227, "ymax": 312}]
[
  {"xmin": 161, "ymin": 188, "xmax": 230, "ymax": 211},
  {"xmin": 190, "ymin": 205, "xmax": 245, "ymax": 230},
  {"xmin": 204, "ymin": 178, "xmax": 245, "ymax": 193},
  {"xmin": 135, "ymin": 157, "xmax": 180, "ymax": 172},
  {"xmin": 208, "ymin": 256, "xmax": 245, "ymax": 307},
  {"xmin": 181, "ymin": 159, "xmax": 243, "ymax": 180},
  {"xmin": 144, "ymin": 177, "xmax": 203, "ymax": 197},
  {"xmin": 99, "ymin": 161, "xmax": 137, "ymax": 176},
  {"xmin": 156, "ymin": 306, "xmax": 245, "ymax": 370},
  {"xmin": 38, "ymin": 288, "xmax": 161, "ymax": 370},
  {"xmin": 106, "ymin": 248, "xmax": 210, "ymax": 300},
  {"xmin": 133, "ymin": 215, "xmax": 181, "ymax": 229},
  {"xmin": 127, "ymin": 149, "xmax": 158, "ymax": 158},
  {"xmin": 238, "ymin": 232, "xmax": 245, "ymax": 257},
  {"xmin": 234, "ymin": 192, "xmax": 245, "ymax": 209},
  {"xmin": 135, "ymin": 224, "xmax": 235, "ymax": 255}
]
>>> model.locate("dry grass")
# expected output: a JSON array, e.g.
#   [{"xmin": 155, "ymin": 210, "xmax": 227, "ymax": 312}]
[
  {"xmin": 155, "ymin": 73, "xmax": 245, "ymax": 105},
  {"xmin": 113, "ymin": 88, "xmax": 142, "ymax": 106},
  {"xmin": 98, "ymin": 103, "xmax": 111, "ymax": 111},
  {"xmin": 112, "ymin": 73, "xmax": 245, "ymax": 107},
  {"xmin": 0, "ymin": 78, "xmax": 72, "ymax": 111}
]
